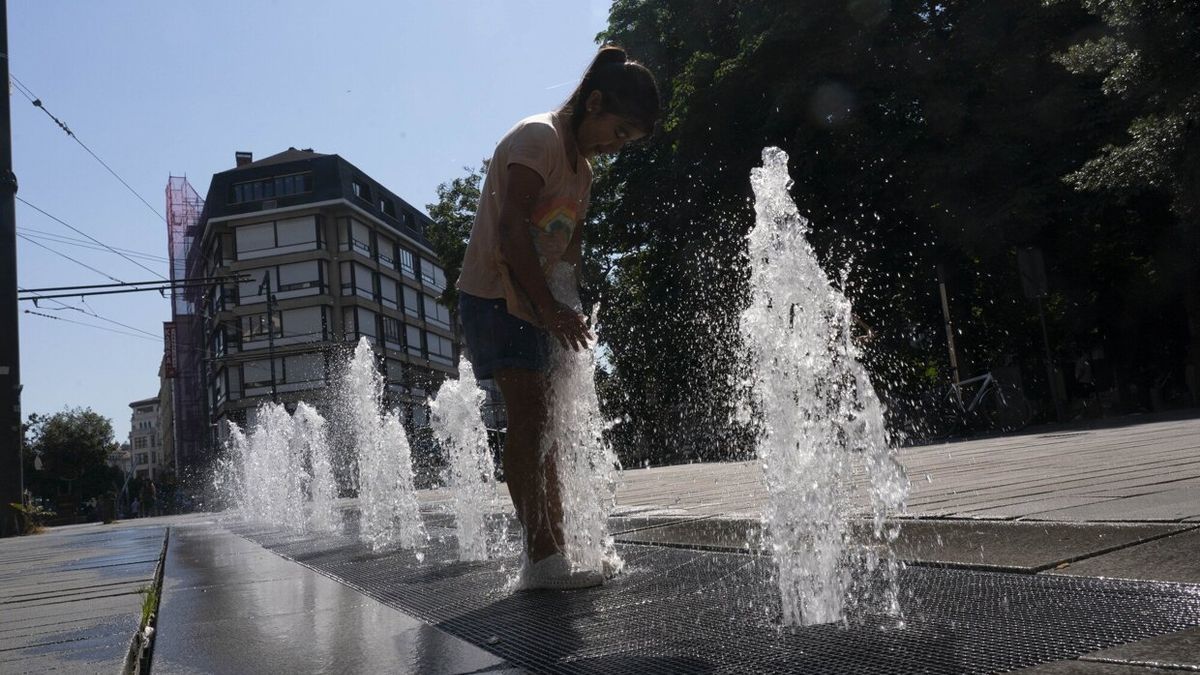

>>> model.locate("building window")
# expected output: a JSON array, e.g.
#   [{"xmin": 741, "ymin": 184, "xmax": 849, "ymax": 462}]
[
  {"xmin": 382, "ymin": 316, "xmax": 402, "ymax": 346},
  {"xmin": 377, "ymin": 234, "xmax": 395, "ymax": 269},
  {"xmin": 134, "ymin": 437, "xmax": 147, "ymax": 450},
  {"xmin": 234, "ymin": 216, "xmax": 319, "ymax": 260},
  {"xmin": 243, "ymin": 358, "xmax": 284, "ymax": 388},
  {"xmin": 423, "ymin": 295, "xmax": 451, "ymax": 328},
  {"xmin": 405, "ymin": 324, "xmax": 423, "ymax": 357},
  {"xmin": 352, "ymin": 179, "xmax": 370, "ymax": 202},
  {"xmin": 338, "ymin": 218, "xmax": 372, "ymax": 256},
  {"xmin": 427, "ymin": 331, "xmax": 455, "ymax": 365},
  {"xmin": 380, "ymin": 277, "xmax": 399, "ymax": 310},
  {"xmin": 398, "ymin": 248, "xmax": 416, "ymax": 279},
  {"xmin": 356, "ymin": 264, "xmax": 376, "ymax": 300},
  {"xmin": 230, "ymin": 172, "xmax": 313, "ymax": 204},
  {"xmin": 242, "ymin": 311, "xmax": 282, "ymax": 341},
  {"xmin": 420, "ymin": 259, "xmax": 436, "ymax": 287},
  {"xmin": 380, "ymin": 198, "xmax": 396, "ymax": 218},
  {"xmin": 339, "ymin": 261, "xmax": 377, "ymax": 301},
  {"xmin": 402, "ymin": 286, "xmax": 420, "ymax": 319}
]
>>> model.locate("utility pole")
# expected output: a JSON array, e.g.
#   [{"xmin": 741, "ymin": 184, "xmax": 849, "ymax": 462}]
[
  {"xmin": 259, "ymin": 272, "xmax": 278, "ymax": 403},
  {"xmin": 1018, "ymin": 247, "xmax": 1065, "ymax": 422},
  {"xmin": 1, "ymin": 0, "xmax": 26, "ymax": 538},
  {"xmin": 936, "ymin": 264, "xmax": 961, "ymax": 404}
]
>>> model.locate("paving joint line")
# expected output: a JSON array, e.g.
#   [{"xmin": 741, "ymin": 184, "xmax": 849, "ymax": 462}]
[{"xmin": 1030, "ymin": 523, "xmax": 1200, "ymax": 574}]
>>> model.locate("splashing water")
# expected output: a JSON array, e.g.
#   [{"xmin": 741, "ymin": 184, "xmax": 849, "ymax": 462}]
[
  {"xmin": 249, "ymin": 403, "xmax": 310, "ymax": 532},
  {"xmin": 743, "ymin": 148, "xmax": 909, "ymax": 626},
  {"xmin": 430, "ymin": 356, "xmax": 498, "ymax": 560},
  {"xmin": 293, "ymin": 402, "xmax": 340, "ymax": 533},
  {"xmin": 346, "ymin": 338, "xmax": 427, "ymax": 552},
  {"xmin": 542, "ymin": 262, "xmax": 623, "ymax": 574},
  {"xmin": 215, "ymin": 402, "xmax": 340, "ymax": 534}
]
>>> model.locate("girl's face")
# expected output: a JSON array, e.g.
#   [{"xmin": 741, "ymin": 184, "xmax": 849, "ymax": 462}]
[{"xmin": 577, "ymin": 91, "xmax": 648, "ymax": 159}]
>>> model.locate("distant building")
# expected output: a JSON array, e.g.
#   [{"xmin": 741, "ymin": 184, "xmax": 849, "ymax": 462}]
[
  {"xmin": 107, "ymin": 442, "xmax": 132, "ymax": 477},
  {"xmin": 128, "ymin": 396, "xmax": 165, "ymax": 480},
  {"xmin": 166, "ymin": 149, "xmax": 459, "ymax": 476},
  {"xmin": 157, "ymin": 356, "xmax": 175, "ymax": 473}
]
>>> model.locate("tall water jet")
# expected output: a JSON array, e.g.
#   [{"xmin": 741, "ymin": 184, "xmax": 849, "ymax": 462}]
[
  {"xmin": 430, "ymin": 356, "xmax": 497, "ymax": 561},
  {"xmin": 542, "ymin": 262, "xmax": 622, "ymax": 574},
  {"xmin": 742, "ymin": 147, "xmax": 909, "ymax": 626},
  {"xmin": 244, "ymin": 403, "xmax": 309, "ymax": 532},
  {"xmin": 293, "ymin": 402, "xmax": 340, "ymax": 533},
  {"xmin": 345, "ymin": 338, "xmax": 427, "ymax": 552},
  {"xmin": 214, "ymin": 421, "xmax": 249, "ymax": 514}
]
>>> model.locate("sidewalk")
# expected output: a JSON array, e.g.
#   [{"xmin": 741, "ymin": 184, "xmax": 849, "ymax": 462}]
[{"xmin": 0, "ymin": 519, "xmax": 167, "ymax": 673}]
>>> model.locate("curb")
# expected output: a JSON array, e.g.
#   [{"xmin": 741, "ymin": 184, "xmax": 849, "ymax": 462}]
[{"xmin": 123, "ymin": 527, "xmax": 169, "ymax": 675}]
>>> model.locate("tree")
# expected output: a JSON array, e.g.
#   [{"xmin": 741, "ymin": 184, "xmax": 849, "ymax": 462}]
[
  {"xmin": 593, "ymin": 0, "xmax": 1193, "ymax": 455},
  {"xmin": 425, "ymin": 161, "xmax": 487, "ymax": 315},
  {"xmin": 1049, "ymin": 0, "xmax": 1200, "ymax": 402},
  {"xmin": 23, "ymin": 408, "xmax": 122, "ymax": 507}
]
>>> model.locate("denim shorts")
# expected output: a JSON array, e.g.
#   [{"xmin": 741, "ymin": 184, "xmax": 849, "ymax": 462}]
[{"xmin": 458, "ymin": 291, "xmax": 550, "ymax": 380}]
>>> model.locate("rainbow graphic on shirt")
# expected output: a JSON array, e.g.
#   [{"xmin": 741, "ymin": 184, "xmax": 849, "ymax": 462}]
[{"xmin": 532, "ymin": 197, "xmax": 580, "ymax": 236}]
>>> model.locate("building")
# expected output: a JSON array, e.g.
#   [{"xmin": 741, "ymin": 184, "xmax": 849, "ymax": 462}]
[
  {"xmin": 106, "ymin": 442, "xmax": 132, "ymax": 478},
  {"xmin": 167, "ymin": 148, "xmax": 459, "ymax": 475},
  {"xmin": 128, "ymin": 396, "xmax": 166, "ymax": 480}
]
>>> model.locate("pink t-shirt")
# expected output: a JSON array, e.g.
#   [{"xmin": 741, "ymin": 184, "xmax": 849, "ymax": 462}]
[{"xmin": 457, "ymin": 112, "xmax": 592, "ymax": 326}]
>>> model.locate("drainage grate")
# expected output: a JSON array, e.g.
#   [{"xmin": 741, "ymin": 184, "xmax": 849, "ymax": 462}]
[{"xmin": 232, "ymin": 517, "xmax": 1200, "ymax": 674}]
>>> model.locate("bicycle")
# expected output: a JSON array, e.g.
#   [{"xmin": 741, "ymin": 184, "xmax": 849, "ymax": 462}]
[{"xmin": 941, "ymin": 371, "xmax": 1034, "ymax": 433}]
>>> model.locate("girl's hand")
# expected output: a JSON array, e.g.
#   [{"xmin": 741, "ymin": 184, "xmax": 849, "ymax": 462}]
[{"xmin": 541, "ymin": 301, "xmax": 594, "ymax": 352}]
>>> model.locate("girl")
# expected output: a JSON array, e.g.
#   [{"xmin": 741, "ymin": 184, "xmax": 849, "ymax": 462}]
[{"xmin": 457, "ymin": 45, "xmax": 660, "ymax": 590}]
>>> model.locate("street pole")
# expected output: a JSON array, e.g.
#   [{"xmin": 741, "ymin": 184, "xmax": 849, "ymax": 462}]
[
  {"xmin": 936, "ymin": 264, "xmax": 961, "ymax": 404},
  {"xmin": 1036, "ymin": 295, "xmax": 1065, "ymax": 422},
  {"xmin": 0, "ymin": 0, "xmax": 26, "ymax": 538},
  {"xmin": 260, "ymin": 272, "xmax": 278, "ymax": 403}
]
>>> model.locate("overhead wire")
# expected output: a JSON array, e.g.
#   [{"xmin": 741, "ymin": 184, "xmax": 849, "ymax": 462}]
[
  {"xmin": 10, "ymin": 73, "xmax": 168, "ymax": 225},
  {"xmin": 24, "ymin": 309, "xmax": 160, "ymax": 343},
  {"xmin": 17, "ymin": 227, "xmax": 167, "ymax": 262},
  {"xmin": 16, "ymin": 196, "xmax": 167, "ymax": 280},
  {"xmin": 19, "ymin": 286, "xmax": 161, "ymax": 340},
  {"xmin": 17, "ymin": 232, "xmax": 125, "ymax": 283}
]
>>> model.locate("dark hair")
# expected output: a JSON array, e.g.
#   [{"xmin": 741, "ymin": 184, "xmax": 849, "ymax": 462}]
[{"xmin": 562, "ymin": 45, "xmax": 661, "ymax": 135}]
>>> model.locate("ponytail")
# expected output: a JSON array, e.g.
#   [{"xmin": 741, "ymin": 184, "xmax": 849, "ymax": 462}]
[{"xmin": 562, "ymin": 45, "xmax": 661, "ymax": 135}]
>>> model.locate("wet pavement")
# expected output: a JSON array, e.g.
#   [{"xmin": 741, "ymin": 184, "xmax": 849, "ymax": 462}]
[
  {"xmin": 154, "ymin": 520, "xmax": 512, "ymax": 674},
  {"xmin": 1, "ymin": 415, "xmax": 1198, "ymax": 672},
  {"xmin": 0, "ymin": 520, "xmax": 166, "ymax": 673}
]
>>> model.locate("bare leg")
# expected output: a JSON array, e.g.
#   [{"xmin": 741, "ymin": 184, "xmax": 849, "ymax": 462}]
[{"xmin": 495, "ymin": 368, "xmax": 564, "ymax": 562}]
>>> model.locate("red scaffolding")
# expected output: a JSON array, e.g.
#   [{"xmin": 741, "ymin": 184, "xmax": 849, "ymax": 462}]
[{"xmin": 166, "ymin": 176, "xmax": 206, "ymax": 473}]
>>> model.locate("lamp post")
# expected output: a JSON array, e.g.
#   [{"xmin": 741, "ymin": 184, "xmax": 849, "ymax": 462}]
[
  {"xmin": 259, "ymin": 272, "xmax": 278, "ymax": 403},
  {"xmin": 0, "ymin": 0, "xmax": 26, "ymax": 537}
]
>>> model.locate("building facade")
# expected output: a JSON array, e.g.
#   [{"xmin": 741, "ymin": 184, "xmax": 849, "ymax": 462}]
[
  {"xmin": 172, "ymin": 148, "xmax": 459, "ymax": 474},
  {"xmin": 128, "ymin": 396, "xmax": 166, "ymax": 480}
]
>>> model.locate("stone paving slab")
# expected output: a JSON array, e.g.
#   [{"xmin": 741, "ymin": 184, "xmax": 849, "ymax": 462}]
[
  {"xmin": 0, "ymin": 521, "xmax": 166, "ymax": 674},
  {"xmin": 1030, "ymin": 484, "xmax": 1200, "ymax": 521},
  {"xmin": 1047, "ymin": 527, "xmax": 1200, "ymax": 584},
  {"xmin": 154, "ymin": 519, "xmax": 512, "ymax": 675},
  {"xmin": 1075, "ymin": 626, "xmax": 1200, "ymax": 671},
  {"xmin": 612, "ymin": 517, "xmax": 1194, "ymax": 573},
  {"xmin": 601, "ymin": 416, "xmax": 1200, "ymax": 522},
  {"xmin": 1015, "ymin": 660, "xmax": 1181, "ymax": 673}
]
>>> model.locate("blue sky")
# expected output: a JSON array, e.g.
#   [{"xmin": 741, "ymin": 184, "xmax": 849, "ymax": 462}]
[{"xmin": 11, "ymin": 1, "xmax": 611, "ymax": 442}]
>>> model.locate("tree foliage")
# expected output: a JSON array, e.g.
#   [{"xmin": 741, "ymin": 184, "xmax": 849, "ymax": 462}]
[
  {"xmin": 1049, "ymin": 0, "xmax": 1200, "ymax": 377},
  {"xmin": 426, "ymin": 0, "xmax": 1199, "ymax": 465},
  {"xmin": 425, "ymin": 161, "xmax": 487, "ymax": 314},
  {"xmin": 23, "ymin": 408, "xmax": 122, "ymax": 504}
]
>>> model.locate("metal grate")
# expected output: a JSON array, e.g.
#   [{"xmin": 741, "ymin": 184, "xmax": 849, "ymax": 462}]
[{"xmin": 231, "ymin": 516, "xmax": 1200, "ymax": 674}]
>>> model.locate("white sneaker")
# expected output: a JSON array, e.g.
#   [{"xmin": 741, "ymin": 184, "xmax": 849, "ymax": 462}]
[
  {"xmin": 601, "ymin": 552, "xmax": 624, "ymax": 579},
  {"xmin": 518, "ymin": 553, "xmax": 604, "ymax": 591}
]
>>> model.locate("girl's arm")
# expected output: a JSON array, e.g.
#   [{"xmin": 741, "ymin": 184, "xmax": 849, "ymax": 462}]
[{"xmin": 499, "ymin": 164, "xmax": 591, "ymax": 351}]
